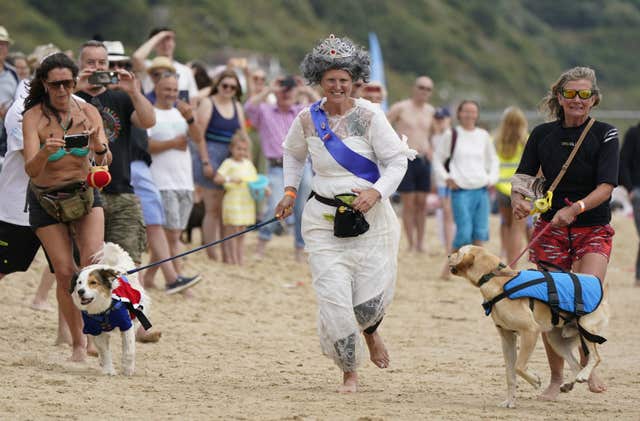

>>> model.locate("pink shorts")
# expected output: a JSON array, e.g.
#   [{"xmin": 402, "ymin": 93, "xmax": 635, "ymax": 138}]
[{"xmin": 528, "ymin": 219, "xmax": 614, "ymax": 271}]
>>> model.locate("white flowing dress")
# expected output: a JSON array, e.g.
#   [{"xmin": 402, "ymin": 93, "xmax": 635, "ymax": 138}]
[{"xmin": 283, "ymin": 98, "xmax": 414, "ymax": 371}]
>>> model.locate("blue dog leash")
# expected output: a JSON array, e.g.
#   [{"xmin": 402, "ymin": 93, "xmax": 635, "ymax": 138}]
[{"xmin": 126, "ymin": 217, "xmax": 278, "ymax": 275}]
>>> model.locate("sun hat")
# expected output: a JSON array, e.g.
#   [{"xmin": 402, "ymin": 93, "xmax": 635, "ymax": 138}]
[
  {"xmin": 147, "ymin": 56, "xmax": 176, "ymax": 75},
  {"xmin": 0, "ymin": 26, "xmax": 13, "ymax": 44},
  {"xmin": 103, "ymin": 40, "xmax": 129, "ymax": 62}
]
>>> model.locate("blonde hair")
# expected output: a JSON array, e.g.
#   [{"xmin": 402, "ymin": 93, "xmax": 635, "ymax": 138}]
[
  {"xmin": 494, "ymin": 106, "xmax": 528, "ymax": 159},
  {"xmin": 540, "ymin": 66, "xmax": 601, "ymax": 121}
]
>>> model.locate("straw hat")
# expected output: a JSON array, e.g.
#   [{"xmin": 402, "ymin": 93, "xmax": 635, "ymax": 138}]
[
  {"xmin": 147, "ymin": 56, "xmax": 176, "ymax": 74},
  {"xmin": 0, "ymin": 26, "xmax": 13, "ymax": 44},
  {"xmin": 103, "ymin": 40, "xmax": 129, "ymax": 62}
]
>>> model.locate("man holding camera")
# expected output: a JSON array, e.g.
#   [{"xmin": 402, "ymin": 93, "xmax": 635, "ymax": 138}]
[
  {"xmin": 244, "ymin": 76, "xmax": 318, "ymax": 261},
  {"xmin": 75, "ymin": 40, "xmax": 155, "ymax": 270}
]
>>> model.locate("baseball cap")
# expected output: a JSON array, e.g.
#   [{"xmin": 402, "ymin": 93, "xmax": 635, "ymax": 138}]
[
  {"xmin": 434, "ymin": 107, "xmax": 451, "ymax": 119},
  {"xmin": 147, "ymin": 56, "xmax": 176, "ymax": 75},
  {"xmin": 0, "ymin": 26, "xmax": 13, "ymax": 44},
  {"xmin": 103, "ymin": 40, "xmax": 129, "ymax": 62}
]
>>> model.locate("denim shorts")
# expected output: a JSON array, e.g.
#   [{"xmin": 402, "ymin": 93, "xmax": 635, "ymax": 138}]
[
  {"xmin": 193, "ymin": 141, "xmax": 229, "ymax": 190},
  {"xmin": 451, "ymin": 187, "xmax": 490, "ymax": 249},
  {"xmin": 131, "ymin": 161, "xmax": 165, "ymax": 226}
]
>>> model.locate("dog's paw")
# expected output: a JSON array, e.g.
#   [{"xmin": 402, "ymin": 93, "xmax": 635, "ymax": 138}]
[
  {"xmin": 575, "ymin": 372, "xmax": 589, "ymax": 383},
  {"xmin": 560, "ymin": 382, "xmax": 574, "ymax": 393},
  {"xmin": 102, "ymin": 366, "xmax": 116, "ymax": 376},
  {"xmin": 122, "ymin": 366, "xmax": 135, "ymax": 376},
  {"xmin": 532, "ymin": 373, "xmax": 542, "ymax": 389},
  {"xmin": 498, "ymin": 399, "xmax": 516, "ymax": 409}
]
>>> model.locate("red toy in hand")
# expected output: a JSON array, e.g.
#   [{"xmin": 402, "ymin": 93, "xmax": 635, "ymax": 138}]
[{"xmin": 87, "ymin": 165, "xmax": 112, "ymax": 189}]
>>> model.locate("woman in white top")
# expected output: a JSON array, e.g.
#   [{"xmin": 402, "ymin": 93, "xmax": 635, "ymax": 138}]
[
  {"xmin": 275, "ymin": 35, "xmax": 415, "ymax": 393},
  {"xmin": 432, "ymin": 100, "xmax": 499, "ymax": 251}
]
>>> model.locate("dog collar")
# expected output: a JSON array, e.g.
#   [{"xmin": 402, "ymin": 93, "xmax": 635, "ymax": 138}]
[{"xmin": 478, "ymin": 262, "xmax": 507, "ymax": 287}]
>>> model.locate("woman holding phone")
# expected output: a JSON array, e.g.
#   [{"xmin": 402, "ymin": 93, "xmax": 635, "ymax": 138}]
[{"xmin": 22, "ymin": 52, "xmax": 111, "ymax": 362}]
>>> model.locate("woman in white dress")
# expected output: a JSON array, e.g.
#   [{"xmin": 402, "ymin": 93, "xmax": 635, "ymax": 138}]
[{"xmin": 275, "ymin": 35, "xmax": 415, "ymax": 393}]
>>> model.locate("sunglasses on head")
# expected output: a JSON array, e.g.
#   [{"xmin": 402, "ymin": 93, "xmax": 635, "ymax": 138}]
[
  {"xmin": 416, "ymin": 85, "xmax": 432, "ymax": 91},
  {"xmin": 364, "ymin": 85, "xmax": 382, "ymax": 93},
  {"xmin": 561, "ymin": 88, "xmax": 597, "ymax": 100},
  {"xmin": 220, "ymin": 83, "xmax": 238, "ymax": 91},
  {"xmin": 46, "ymin": 79, "xmax": 75, "ymax": 90}
]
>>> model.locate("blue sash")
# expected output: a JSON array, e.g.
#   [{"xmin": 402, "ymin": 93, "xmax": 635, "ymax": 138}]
[{"xmin": 310, "ymin": 100, "xmax": 380, "ymax": 184}]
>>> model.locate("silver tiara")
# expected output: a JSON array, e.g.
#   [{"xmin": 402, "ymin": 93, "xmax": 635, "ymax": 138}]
[{"xmin": 313, "ymin": 34, "xmax": 356, "ymax": 60}]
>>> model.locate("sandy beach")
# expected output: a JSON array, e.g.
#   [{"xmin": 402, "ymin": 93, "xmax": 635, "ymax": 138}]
[{"xmin": 1, "ymin": 213, "xmax": 639, "ymax": 420}]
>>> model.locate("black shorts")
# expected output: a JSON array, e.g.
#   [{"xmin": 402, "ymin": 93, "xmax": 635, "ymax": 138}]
[
  {"xmin": 0, "ymin": 221, "xmax": 41, "ymax": 274},
  {"xmin": 397, "ymin": 157, "xmax": 431, "ymax": 193},
  {"xmin": 27, "ymin": 186, "xmax": 103, "ymax": 229}
]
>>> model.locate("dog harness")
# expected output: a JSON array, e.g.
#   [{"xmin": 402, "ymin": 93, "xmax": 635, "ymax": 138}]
[
  {"xmin": 81, "ymin": 275, "xmax": 151, "ymax": 336},
  {"xmin": 482, "ymin": 269, "xmax": 603, "ymax": 321}
]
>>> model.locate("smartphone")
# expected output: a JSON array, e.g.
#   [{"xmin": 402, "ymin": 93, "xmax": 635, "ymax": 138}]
[
  {"xmin": 88, "ymin": 71, "xmax": 119, "ymax": 86},
  {"xmin": 64, "ymin": 133, "xmax": 89, "ymax": 149},
  {"xmin": 178, "ymin": 90, "xmax": 190, "ymax": 103}
]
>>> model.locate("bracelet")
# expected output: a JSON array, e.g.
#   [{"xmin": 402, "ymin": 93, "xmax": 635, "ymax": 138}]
[
  {"xmin": 284, "ymin": 190, "xmax": 297, "ymax": 199},
  {"xmin": 95, "ymin": 144, "xmax": 109, "ymax": 155},
  {"xmin": 186, "ymin": 117, "xmax": 195, "ymax": 125},
  {"xmin": 201, "ymin": 160, "xmax": 210, "ymax": 166},
  {"xmin": 576, "ymin": 200, "xmax": 586, "ymax": 214}
]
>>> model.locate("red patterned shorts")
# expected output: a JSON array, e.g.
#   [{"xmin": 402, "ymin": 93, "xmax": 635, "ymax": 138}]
[{"xmin": 528, "ymin": 219, "xmax": 615, "ymax": 271}]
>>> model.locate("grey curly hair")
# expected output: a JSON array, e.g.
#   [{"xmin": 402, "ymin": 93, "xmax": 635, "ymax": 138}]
[
  {"xmin": 540, "ymin": 66, "xmax": 601, "ymax": 121},
  {"xmin": 300, "ymin": 35, "xmax": 371, "ymax": 85}
]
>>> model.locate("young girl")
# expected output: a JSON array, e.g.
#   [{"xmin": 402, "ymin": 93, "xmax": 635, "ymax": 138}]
[{"xmin": 214, "ymin": 132, "xmax": 257, "ymax": 265}]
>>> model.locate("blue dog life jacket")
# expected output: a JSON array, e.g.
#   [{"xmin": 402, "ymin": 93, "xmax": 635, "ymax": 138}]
[
  {"xmin": 482, "ymin": 270, "xmax": 603, "ymax": 323},
  {"xmin": 82, "ymin": 300, "xmax": 133, "ymax": 336}
]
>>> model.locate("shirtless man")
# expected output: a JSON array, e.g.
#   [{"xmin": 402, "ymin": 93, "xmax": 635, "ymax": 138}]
[{"xmin": 387, "ymin": 76, "xmax": 435, "ymax": 252}]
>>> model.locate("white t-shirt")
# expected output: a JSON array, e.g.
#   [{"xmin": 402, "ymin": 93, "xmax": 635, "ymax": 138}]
[
  {"xmin": 432, "ymin": 126, "xmax": 499, "ymax": 190},
  {"xmin": 142, "ymin": 59, "xmax": 198, "ymax": 100},
  {"xmin": 0, "ymin": 81, "xmax": 87, "ymax": 225},
  {"xmin": 148, "ymin": 107, "xmax": 194, "ymax": 191}
]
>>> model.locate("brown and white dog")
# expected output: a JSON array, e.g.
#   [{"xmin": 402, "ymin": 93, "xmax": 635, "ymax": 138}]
[
  {"xmin": 448, "ymin": 245, "xmax": 609, "ymax": 408},
  {"xmin": 70, "ymin": 242, "xmax": 154, "ymax": 376}
]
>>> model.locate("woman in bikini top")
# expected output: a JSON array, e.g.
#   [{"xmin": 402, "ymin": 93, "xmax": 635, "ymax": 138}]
[{"xmin": 23, "ymin": 56, "xmax": 111, "ymax": 189}]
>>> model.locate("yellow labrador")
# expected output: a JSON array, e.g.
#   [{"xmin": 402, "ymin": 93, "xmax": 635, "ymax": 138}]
[{"xmin": 448, "ymin": 245, "xmax": 609, "ymax": 408}]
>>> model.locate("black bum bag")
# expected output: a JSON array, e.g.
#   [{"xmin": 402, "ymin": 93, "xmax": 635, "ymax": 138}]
[{"xmin": 310, "ymin": 192, "xmax": 370, "ymax": 238}]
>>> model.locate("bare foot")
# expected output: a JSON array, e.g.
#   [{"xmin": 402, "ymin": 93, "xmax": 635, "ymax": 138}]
[
  {"xmin": 364, "ymin": 331, "xmax": 389, "ymax": 368},
  {"xmin": 55, "ymin": 331, "xmax": 72, "ymax": 346},
  {"xmin": 69, "ymin": 346, "xmax": 87, "ymax": 362},
  {"xmin": 588, "ymin": 371, "xmax": 607, "ymax": 393},
  {"xmin": 30, "ymin": 301, "xmax": 53, "ymax": 312},
  {"xmin": 136, "ymin": 327, "xmax": 162, "ymax": 343},
  {"xmin": 336, "ymin": 372, "xmax": 357, "ymax": 393},
  {"xmin": 87, "ymin": 339, "xmax": 99, "ymax": 358},
  {"xmin": 537, "ymin": 380, "xmax": 562, "ymax": 401}
]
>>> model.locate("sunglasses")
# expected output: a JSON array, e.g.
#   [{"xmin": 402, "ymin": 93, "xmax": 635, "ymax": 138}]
[
  {"xmin": 109, "ymin": 61, "xmax": 132, "ymax": 71},
  {"xmin": 561, "ymin": 88, "xmax": 597, "ymax": 100},
  {"xmin": 252, "ymin": 76, "xmax": 265, "ymax": 82},
  {"xmin": 46, "ymin": 79, "xmax": 75, "ymax": 90},
  {"xmin": 220, "ymin": 83, "xmax": 238, "ymax": 91},
  {"xmin": 152, "ymin": 71, "xmax": 179, "ymax": 79},
  {"xmin": 416, "ymin": 85, "xmax": 433, "ymax": 91}
]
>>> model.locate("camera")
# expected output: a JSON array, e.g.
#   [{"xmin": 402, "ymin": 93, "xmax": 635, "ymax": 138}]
[
  {"xmin": 88, "ymin": 71, "xmax": 119, "ymax": 86},
  {"xmin": 63, "ymin": 133, "xmax": 89, "ymax": 149},
  {"xmin": 279, "ymin": 76, "xmax": 296, "ymax": 91},
  {"xmin": 178, "ymin": 90, "xmax": 190, "ymax": 103}
]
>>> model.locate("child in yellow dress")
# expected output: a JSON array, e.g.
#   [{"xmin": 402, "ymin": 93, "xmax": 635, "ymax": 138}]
[{"xmin": 214, "ymin": 132, "xmax": 258, "ymax": 265}]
